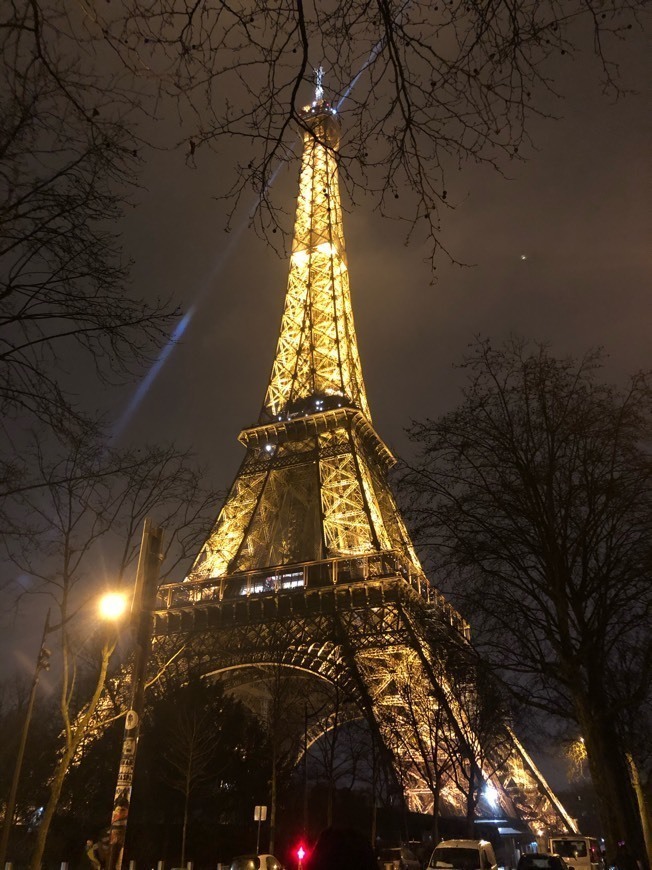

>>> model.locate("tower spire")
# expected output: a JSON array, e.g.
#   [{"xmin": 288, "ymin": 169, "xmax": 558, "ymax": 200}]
[
  {"xmin": 314, "ymin": 65, "xmax": 324, "ymax": 103},
  {"xmin": 262, "ymin": 83, "xmax": 370, "ymax": 422}
]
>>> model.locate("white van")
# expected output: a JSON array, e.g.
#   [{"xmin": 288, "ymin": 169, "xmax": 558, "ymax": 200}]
[
  {"xmin": 428, "ymin": 839, "xmax": 498, "ymax": 870},
  {"xmin": 548, "ymin": 836, "xmax": 602, "ymax": 870}
]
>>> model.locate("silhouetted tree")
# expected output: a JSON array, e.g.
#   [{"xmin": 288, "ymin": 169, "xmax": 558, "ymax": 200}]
[
  {"xmin": 400, "ymin": 338, "xmax": 652, "ymax": 863},
  {"xmin": 0, "ymin": 3, "xmax": 176, "ymax": 441},
  {"xmin": 443, "ymin": 657, "xmax": 513, "ymax": 836},
  {"xmin": 0, "ymin": 678, "xmax": 60, "ymax": 835},
  {"xmin": 161, "ymin": 680, "xmax": 226, "ymax": 866},
  {"xmin": 97, "ymin": 0, "xmax": 645, "ymax": 265},
  {"xmin": 2, "ymin": 436, "xmax": 220, "ymax": 869},
  {"xmin": 2, "ymin": 0, "xmax": 643, "ymax": 307},
  {"xmin": 385, "ymin": 652, "xmax": 456, "ymax": 841},
  {"xmin": 253, "ymin": 664, "xmax": 306, "ymax": 854},
  {"xmin": 132, "ymin": 676, "xmax": 271, "ymax": 864}
]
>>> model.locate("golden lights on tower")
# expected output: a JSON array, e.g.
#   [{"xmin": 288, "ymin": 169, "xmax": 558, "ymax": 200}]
[
  {"xmin": 159, "ymin": 79, "xmax": 578, "ymax": 838},
  {"xmin": 263, "ymin": 99, "xmax": 370, "ymax": 422}
]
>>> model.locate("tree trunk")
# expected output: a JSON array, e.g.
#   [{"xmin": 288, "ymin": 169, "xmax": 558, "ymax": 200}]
[
  {"xmin": 181, "ymin": 784, "xmax": 189, "ymax": 867},
  {"xmin": 326, "ymin": 726, "xmax": 335, "ymax": 827},
  {"xmin": 269, "ymin": 740, "xmax": 277, "ymax": 855},
  {"xmin": 577, "ymin": 701, "xmax": 647, "ymax": 868},
  {"xmin": 371, "ymin": 738, "xmax": 378, "ymax": 846},
  {"xmin": 29, "ymin": 745, "xmax": 74, "ymax": 870},
  {"xmin": 465, "ymin": 765, "xmax": 476, "ymax": 839},
  {"xmin": 327, "ymin": 781, "xmax": 333, "ymax": 828},
  {"xmin": 432, "ymin": 781, "xmax": 440, "ymax": 845},
  {"xmin": 627, "ymin": 754, "xmax": 652, "ymax": 870},
  {"xmin": 29, "ymin": 647, "xmax": 111, "ymax": 870}
]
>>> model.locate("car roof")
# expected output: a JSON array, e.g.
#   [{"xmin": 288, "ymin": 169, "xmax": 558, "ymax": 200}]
[
  {"xmin": 435, "ymin": 841, "xmax": 493, "ymax": 849},
  {"xmin": 231, "ymin": 858, "xmax": 279, "ymax": 869}
]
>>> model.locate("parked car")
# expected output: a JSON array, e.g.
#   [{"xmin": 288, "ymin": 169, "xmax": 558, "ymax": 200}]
[
  {"xmin": 548, "ymin": 837, "xmax": 603, "ymax": 870},
  {"xmin": 428, "ymin": 839, "xmax": 498, "ymax": 870},
  {"xmin": 517, "ymin": 854, "xmax": 571, "ymax": 870},
  {"xmin": 378, "ymin": 845, "xmax": 421, "ymax": 870},
  {"xmin": 230, "ymin": 855, "xmax": 284, "ymax": 870}
]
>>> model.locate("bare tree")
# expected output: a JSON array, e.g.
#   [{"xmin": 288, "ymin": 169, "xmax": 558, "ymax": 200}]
[
  {"xmin": 0, "ymin": 0, "xmax": 645, "ymax": 456},
  {"xmin": 306, "ymin": 664, "xmax": 362, "ymax": 829},
  {"xmin": 161, "ymin": 681, "xmax": 225, "ymax": 867},
  {"xmin": 400, "ymin": 337, "xmax": 652, "ymax": 863},
  {"xmin": 233, "ymin": 662, "xmax": 313, "ymax": 853},
  {"xmin": 442, "ymin": 657, "xmax": 513, "ymax": 836},
  {"xmin": 263, "ymin": 665, "xmax": 306, "ymax": 854},
  {"xmin": 94, "ymin": 0, "xmax": 645, "ymax": 264},
  {"xmin": 1, "ymin": 435, "xmax": 220, "ymax": 869},
  {"xmin": 564, "ymin": 736, "xmax": 589, "ymax": 783},
  {"xmin": 386, "ymin": 653, "xmax": 456, "ymax": 842},
  {"xmin": 0, "ymin": 2, "xmax": 177, "ymax": 439}
]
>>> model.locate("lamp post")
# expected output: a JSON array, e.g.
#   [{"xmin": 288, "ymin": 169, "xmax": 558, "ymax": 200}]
[
  {"xmin": 0, "ymin": 590, "xmax": 130, "ymax": 870},
  {"xmin": 0, "ymin": 612, "xmax": 51, "ymax": 869},
  {"xmin": 107, "ymin": 519, "xmax": 163, "ymax": 870}
]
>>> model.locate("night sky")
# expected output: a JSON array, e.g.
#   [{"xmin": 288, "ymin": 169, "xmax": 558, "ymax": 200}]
[
  {"xmin": 2, "ymin": 19, "xmax": 650, "ymax": 789},
  {"xmin": 111, "ymin": 30, "xmax": 650, "ymax": 485}
]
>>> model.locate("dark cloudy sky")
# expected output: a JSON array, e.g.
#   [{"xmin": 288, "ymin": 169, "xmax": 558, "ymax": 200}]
[{"xmin": 109, "ymin": 27, "xmax": 650, "ymax": 493}]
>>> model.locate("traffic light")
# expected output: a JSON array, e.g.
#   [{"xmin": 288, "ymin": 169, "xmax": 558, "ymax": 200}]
[{"xmin": 296, "ymin": 844, "xmax": 306, "ymax": 867}]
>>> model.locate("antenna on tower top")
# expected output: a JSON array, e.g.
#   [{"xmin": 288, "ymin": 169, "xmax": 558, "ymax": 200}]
[{"xmin": 314, "ymin": 65, "xmax": 324, "ymax": 102}]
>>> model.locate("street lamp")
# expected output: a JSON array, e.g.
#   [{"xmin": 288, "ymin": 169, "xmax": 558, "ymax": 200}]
[
  {"xmin": 99, "ymin": 592, "xmax": 129, "ymax": 622},
  {"xmin": 107, "ymin": 519, "xmax": 164, "ymax": 870},
  {"xmin": 0, "ymin": 591, "xmax": 129, "ymax": 869}
]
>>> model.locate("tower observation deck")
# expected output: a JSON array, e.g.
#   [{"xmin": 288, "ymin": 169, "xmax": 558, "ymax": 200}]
[{"xmin": 154, "ymin": 84, "xmax": 576, "ymax": 833}]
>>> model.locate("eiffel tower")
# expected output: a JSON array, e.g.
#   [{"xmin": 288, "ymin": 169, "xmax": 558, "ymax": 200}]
[{"xmin": 155, "ymin": 80, "xmax": 576, "ymax": 836}]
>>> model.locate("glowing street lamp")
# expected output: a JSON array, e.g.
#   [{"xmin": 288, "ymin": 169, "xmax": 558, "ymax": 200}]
[
  {"xmin": 0, "ymin": 589, "xmax": 128, "ymax": 869},
  {"xmin": 107, "ymin": 519, "xmax": 164, "ymax": 870},
  {"xmin": 99, "ymin": 592, "xmax": 129, "ymax": 622}
]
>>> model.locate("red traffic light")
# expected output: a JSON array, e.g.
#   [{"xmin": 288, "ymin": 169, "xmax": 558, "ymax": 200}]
[{"xmin": 296, "ymin": 844, "xmax": 306, "ymax": 861}]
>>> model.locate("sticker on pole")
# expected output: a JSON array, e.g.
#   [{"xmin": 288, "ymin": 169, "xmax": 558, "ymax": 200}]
[{"xmin": 125, "ymin": 710, "xmax": 139, "ymax": 729}]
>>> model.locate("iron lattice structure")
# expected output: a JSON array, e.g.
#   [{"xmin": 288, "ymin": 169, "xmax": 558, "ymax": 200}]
[{"xmin": 155, "ymin": 93, "xmax": 576, "ymax": 834}]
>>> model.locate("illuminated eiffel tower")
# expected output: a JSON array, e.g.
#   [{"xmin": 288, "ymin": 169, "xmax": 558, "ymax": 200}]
[{"xmin": 155, "ymin": 80, "xmax": 576, "ymax": 835}]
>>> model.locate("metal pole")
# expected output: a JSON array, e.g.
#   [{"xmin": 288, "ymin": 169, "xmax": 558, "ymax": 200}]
[
  {"xmin": 107, "ymin": 520, "xmax": 163, "ymax": 870},
  {"xmin": 303, "ymin": 702, "xmax": 309, "ymax": 838},
  {"xmin": 0, "ymin": 611, "xmax": 51, "ymax": 868},
  {"xmin": 628, "ymin": 752, "xmax": 652, "ymax": 869}
]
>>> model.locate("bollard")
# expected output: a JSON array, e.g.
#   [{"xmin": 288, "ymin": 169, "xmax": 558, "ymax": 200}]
[
  {"xmin": 5, "ymin": 862, "xmax": 14, "ymax": 870},
  {"xmin": 61, "ymin": 863, "xmax": 69, "ymax": 870},
  {"xmin": 157, "ymin": 862, "xmax": 164, "ymax": 870},
  {"xmin": 129, "ymin": 861, "xmax": 136, "ymax": 870}
]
